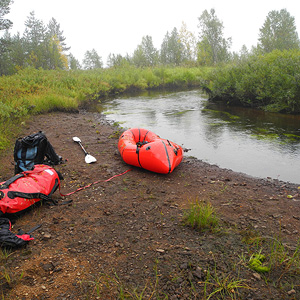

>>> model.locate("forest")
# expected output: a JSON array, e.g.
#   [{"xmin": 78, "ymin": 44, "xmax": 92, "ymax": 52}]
[
  {"xmin": 1, "ymin": 3, "xmax": 300, "ymax": 72},
  {"xmin": 1, "ymin": 1, "xmax": 300, "ymax": 149}
]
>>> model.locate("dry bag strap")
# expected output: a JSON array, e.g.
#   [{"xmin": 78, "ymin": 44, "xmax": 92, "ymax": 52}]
[
  {"xmin": 7, "ymin": 191, "xmax": 52, "ymax": 202},
  {"xmin": 0, "ymin": 173, "xmax": 25, "ymax": 189},
  {"xmin": 6, "ymin": 179, "xmax": 59, "ymax": 203}
]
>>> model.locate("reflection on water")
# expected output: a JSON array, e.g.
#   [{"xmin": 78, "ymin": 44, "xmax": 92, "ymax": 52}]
[{"xmin": 99, "ymin": 90, "xmax": 300, "ymax": 184}]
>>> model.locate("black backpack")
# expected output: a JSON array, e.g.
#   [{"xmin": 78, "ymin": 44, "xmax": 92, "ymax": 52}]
[{"xmin": 14, "ymin": 131, "xmax": 62, "ymax": 175}]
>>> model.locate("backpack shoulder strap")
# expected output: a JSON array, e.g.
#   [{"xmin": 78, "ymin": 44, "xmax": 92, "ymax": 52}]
[{"xmin": 13, "ymin": 138, "xmax": 23, "ymax": 162}]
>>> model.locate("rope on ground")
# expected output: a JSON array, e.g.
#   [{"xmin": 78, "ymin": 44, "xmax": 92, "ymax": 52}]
[{"xmin": 59, "ymin": 168, "xmax": 132, "ymax": 197}]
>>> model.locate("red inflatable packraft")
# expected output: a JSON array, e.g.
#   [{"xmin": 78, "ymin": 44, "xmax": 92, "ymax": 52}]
[
  {"xmin": 0, "ymin": 164, "xmax": 61, "ymax": 215},
  {"xmin": 118, "ymin": 128, "xmax": 183, "ymax": 174}
]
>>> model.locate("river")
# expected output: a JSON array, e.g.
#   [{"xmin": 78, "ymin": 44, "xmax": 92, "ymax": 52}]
[{"xmin": 97, "ymin": 89, "xmax": 300, "ymax": 184}]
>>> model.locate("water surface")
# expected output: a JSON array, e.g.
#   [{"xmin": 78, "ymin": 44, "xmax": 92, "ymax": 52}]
[{"xmin": 99, "ymin": 90, "xmax": 300, "ymax": 184}]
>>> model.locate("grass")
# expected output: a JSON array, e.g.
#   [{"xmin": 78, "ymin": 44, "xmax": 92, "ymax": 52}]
[
  {"xmin": 0, "ymin": 248, "xmax": 13, "ymax": 262},
  {"xmin": 0, "ymin": 66, "xmax": 209, "ymax": 150},
  {"xmin": 0, "ymin": 249, "xmax": 12, "ymax": 291},
  {"xmin": 182, "ymin": 199, "xmax": 220, "ymax": 232},
  {"xmin": 202, "ymin": 268, "xmax": 251, "ymax": 300},
  {"xmin": 181, "ymin": 198, "xmax": 300, "ymax": 295},
  {"xmin": 80, "ymin": 260, "xmax": 168, "ymax": 300},
  {"xmin": 80, "ymin": 256, "xmax": 252, "ymax": 300},
  {"xmin": 240, "ymin": 233, "xmax": 300, "ymax": 290},
  {"xmin": 0, "ymin": 248, "xmax": 26, "ymax": 298}
]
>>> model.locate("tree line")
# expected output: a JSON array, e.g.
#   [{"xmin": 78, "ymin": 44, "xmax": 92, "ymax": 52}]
[{"xmin": 1, "ymin": 0, "xmax": 300, "ymax": 75}]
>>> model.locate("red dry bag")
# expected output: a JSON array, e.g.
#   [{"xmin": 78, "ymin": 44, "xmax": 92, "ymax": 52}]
[{"xmin": 0, "ymin": 164, "xmax": 61, "ymax": 215}]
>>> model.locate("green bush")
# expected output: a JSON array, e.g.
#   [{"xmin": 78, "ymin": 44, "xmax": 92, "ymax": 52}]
[{"xmin": 205, "ymin": 49, "xmax": 300, "ymax": 113}]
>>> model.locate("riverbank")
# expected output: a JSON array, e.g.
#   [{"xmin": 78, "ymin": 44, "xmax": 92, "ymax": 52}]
[{"xmin": 0, "ymin": 111, "xmax": 299, "ymax": 299}]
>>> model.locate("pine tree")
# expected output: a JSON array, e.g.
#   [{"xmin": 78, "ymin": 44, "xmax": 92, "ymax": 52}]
[{"xmin": 0, "ymin": 0, "xmax": 13, "ymax": 30}]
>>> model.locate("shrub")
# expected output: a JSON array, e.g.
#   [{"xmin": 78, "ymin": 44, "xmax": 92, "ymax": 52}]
[{"xmin": 205, "ymin": 49, "xmax": 300, "ymax": 113}]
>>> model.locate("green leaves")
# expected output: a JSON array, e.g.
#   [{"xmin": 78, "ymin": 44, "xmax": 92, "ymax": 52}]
[
  {"xmin": 258, "ymin": 9, "xmax": 300, "ymax": 53},
  {"xmin": 198, "ymin": 9, "xmax": 232, "ymax": 65},
  {"xmin": 0, "ymin": 11, "xmax": 70, "ymax": 75},
  {"xmin": 206, "ymin": 49, "xmax": 300, "ymax": 113},
  {"xmin": 248, "ymin": 253, "xmax": 271, "ymax": 273},
  {"xmin": 83, "ymin": 49, "xmax": 103, "ymax": 70}
]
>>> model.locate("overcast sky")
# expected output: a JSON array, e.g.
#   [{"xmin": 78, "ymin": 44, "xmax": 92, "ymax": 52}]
[{"xmin": 6, "ymin": 0, "xmax": 300, "ymax": 65}]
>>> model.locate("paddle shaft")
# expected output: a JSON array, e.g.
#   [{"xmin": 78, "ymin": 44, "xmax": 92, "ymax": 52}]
[{"xmin": 77, "ymin": 141, "xmax": 88, "ymax": 156}]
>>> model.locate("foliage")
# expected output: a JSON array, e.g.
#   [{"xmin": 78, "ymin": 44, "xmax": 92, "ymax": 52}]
[
  {"xmin": 2, "ymin": 7, "xmax": 300, "ymax": 72},
  {"xmin": 179, "ymin": 21, "xmax": 197, "ymax": 62},
  {"xmin": 83, "ymin": 49, "xmax": 103, "ymax": 70},
  {"xmin": 0, "ymin": 11, "xmax": 69, "ymax": 75},
  {"xmin": 197, "ymin": 36, "xmax": 214, "ymax": 66},
  {"xmin": 132, "ymin": 35, "xmax": 159, "ymax": 67},
  {"xmin": 160, "ymin": 28, "xmax": 185, "ymax": 66},
  {"xmin": 107, "ymin": 53, "xmax": 131, "ymax": 68},
  {"xmin": 248, "ymin": 253, "xmax": 271, "ymax": 273},
  {"xmin": 0, "ymin": 0, "xmax": 14, "ymax": 75},
  {"xmin": 197, "ymin": 9, "xmax": 232, "ymax": 65},
  {"xmin": 240, "ymin": 235, "xmax": 300, "ymax": 290},
  {"xmin": 68, "ymin": 53, "xmax": 81, "ymax": 70},
  {"xmin": 0, "ymin": 0, "xmax": 13, "ymax": 30},
  {"xmin": 258, "ymin": 9, "xmax": 300, "ymax": 53},
  {"xmin": 47, "ymin": 17, "xmax": 70, "ymax": 52},
  {"xmin": 204, "ymin": 49, "xmax": 300, "ymax": 113}
]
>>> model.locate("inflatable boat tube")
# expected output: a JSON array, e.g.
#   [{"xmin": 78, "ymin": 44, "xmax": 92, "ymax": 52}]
[{"xmin": 118, "ymin": 128, "xmax": 183, "ymax": 174}]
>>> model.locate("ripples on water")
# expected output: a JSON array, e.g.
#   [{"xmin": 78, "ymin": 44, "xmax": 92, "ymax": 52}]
[{"xmin": 99, "ymin": 90, "xmax": 300, "ymax": 184}]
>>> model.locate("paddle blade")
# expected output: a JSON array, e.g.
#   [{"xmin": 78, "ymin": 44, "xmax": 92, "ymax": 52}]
[
  {"xmin": 85, "ymin": 154, "xmax": 97, "ymax": 164},
  {"xmin": 73, "ymin": 137, "xmax": 81, "ymax": 143}
]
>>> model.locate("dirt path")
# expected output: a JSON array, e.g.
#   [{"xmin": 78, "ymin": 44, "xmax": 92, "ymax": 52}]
[{"xmin": 0, "ymin": 111, "xmax": 299, "ymax": 299}]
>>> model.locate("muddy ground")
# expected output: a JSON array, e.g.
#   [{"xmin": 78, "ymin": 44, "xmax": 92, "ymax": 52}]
[{"xmin": 0, "ymin": 110, "xmax": 299, "ymax": 300}]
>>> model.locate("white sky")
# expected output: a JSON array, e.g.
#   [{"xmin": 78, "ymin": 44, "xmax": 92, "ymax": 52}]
[{"xmin": 5, "ymin": 0, "xmax": 300, "ymax": 65}]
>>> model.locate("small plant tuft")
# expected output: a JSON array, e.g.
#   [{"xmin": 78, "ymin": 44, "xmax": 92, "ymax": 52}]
[
  {"xmin": 248, "ymin": 252, "xmax": 271, "ymax": 273},
  {"xmin": 182, "ymin": 199, "xmax": 219, "ymax": 232}
]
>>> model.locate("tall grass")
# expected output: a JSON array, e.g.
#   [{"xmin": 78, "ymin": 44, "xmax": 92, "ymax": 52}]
[{"xmin": 0, "ymin": 66, "xmax": 209, "ymax": 150}]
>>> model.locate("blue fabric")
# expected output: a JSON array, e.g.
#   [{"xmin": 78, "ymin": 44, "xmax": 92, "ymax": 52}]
[{"xmin": 17, "ymin": 147, "xmax": 37, "ymax": 171}]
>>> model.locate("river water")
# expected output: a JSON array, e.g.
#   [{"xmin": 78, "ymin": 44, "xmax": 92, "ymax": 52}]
[{"xmin": 98, "ymin": 89, "xmax": 300, "ymax": 184}]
